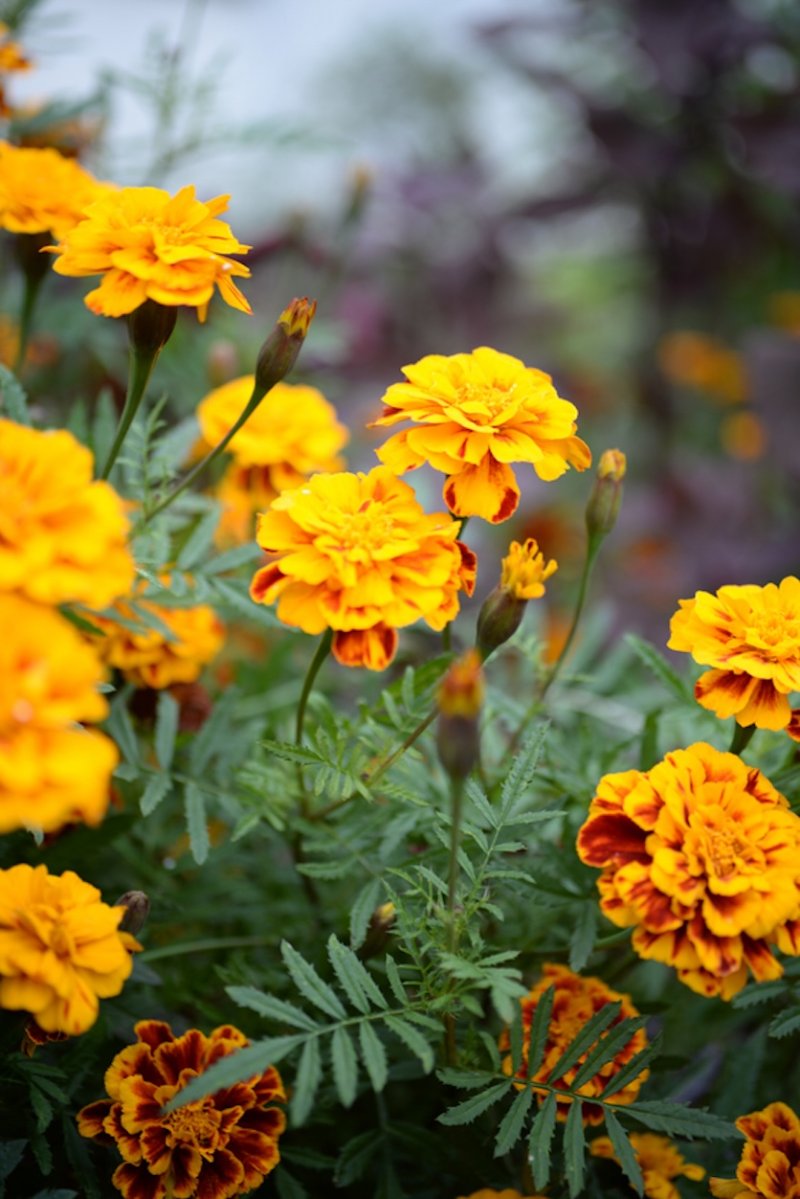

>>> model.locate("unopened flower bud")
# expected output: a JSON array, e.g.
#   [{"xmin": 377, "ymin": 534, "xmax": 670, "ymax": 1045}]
[
  {"xmin": 254, "ymin": 296, "xmax": 316, "ymax": 394},
  {"xmin": 127, "ymin": 298, "xmax": 178, "ymax": 357},
  {"xmin": 358, "ymin": 901, "xmax": 396, "ymax": 960},
  {"xmin": 476, "ymin": 539, "xmax": 558, "ymax": 659},
  {"xmin": 586, "ymin": 448, "xmax": 626, "ymax": 542},
  {"xmin": 436, "ymin": 649, "xmax": 483, "ymax": 781},
  {"xmin": 114, "ymin": 890, "xmax": 150, "ymax": 936}
]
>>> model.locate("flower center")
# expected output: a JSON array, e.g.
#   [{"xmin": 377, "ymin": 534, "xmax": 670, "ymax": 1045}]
[
  {"xmin": 328, "ymin": 501, "xmax": 397, "ymax": 555},
  {"xmin": 163, "ymin": 1101, "xmax": 222, "ymax": 1160},
  {"xmin": 461, "ymin": 381, "xmax": 516, "ymax": 423},
  {"xmin": 746, "ymin": 610, "xmax": 798, "ymax": 652}
]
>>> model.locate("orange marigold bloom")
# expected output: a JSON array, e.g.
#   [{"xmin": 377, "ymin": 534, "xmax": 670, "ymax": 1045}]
[
  {"xmin": 658, "ymin": 331, "xmax": 746, "ymax": 405},
  {"xmin": 77, "ymin": 1019, "xmax": 286, "ymax": 1199},
  {"xmin": 499, "ymin": 963, "xmax": 649, "ymax": 1124},
  {"xmin": 591, "ymin": 1133, "xmax": 705, "ymax": 1199},
  {"xmin": 370, "ymin": 346, "xmax": 591, "ymax": 524},
  {"xmin": 0, "ymin": 419, "xmax": 134, "ymax": 606},
  {"xmin": 250, "ymin": 465, "xmax": 476, "ymax": 671},
  {"xmin": 49, "ymin": 184, "xmax": 251, "ymax": 320},
  {"xmin": 0, "ymin": 141, "xmax": 109, "ymax": 239},
  {"xmin": 577, "ymin": 742, "xmax": 800, "ymax": 999},
  {"xmin": 0, "ymin": 864, "xmax": 139, "ymax": 1035},
  {"xmin": 667, "ymin": 578, "xmax": 800, "ymax": 740},
  {"xmin": 196, "ymin": 376, "xmax": 348, "ymax": 545},
  {"xmin": 88, "ymin": 581, "xmax": 224, "ymax": 689},
  {"xmin": 0, "ymin": 23, "xmax": 32, "ymax": 117},
  {"xmin": 710, "ymin": 1102, "xmax": 800, "ymax": 1199},
  {"xmin": 0, "ymin": 595, "xmax": 117, "ymax": 833}
]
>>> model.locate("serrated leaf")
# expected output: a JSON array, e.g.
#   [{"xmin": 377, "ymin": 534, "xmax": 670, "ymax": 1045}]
[
  {"xmin": 508, "ymin": 1002, "xmax": 525, "ymax": 1075},
  {"xmin": 154, "ymin": 691, "xmax": 179, "ymax": 770},
  {"xmin": 202, "ymin": 542, "xmax": 264, "ymax": 575},
  {"xmin": 598, "ymin": 1035, "xmax": 661, "ymax": 1099},
  {"xmin": 334, "ymin": 1131, "xmax": 382, "ymax": 1187},
  {"xmin": 30, "ymin": 1085, "xmax": 53, "ymax": 1132},
  {"xmin": 226, "ymin": 986, "xmax": 319, "ymax": 1031},
  {"xmin": 328, "ymin": 935, "xmax": 387, "ymax": 1013},
  {"xmin": 385, "ymin": 1016, "xmax": 434, "ymax": 1073},
  {"xmin": 547, "ymin": 1001, "xmax": 621, "ymax": 1083},
  {"xmin": 167, "ymin": 1036, "xmax": 306, "ymax": 1109},
  {"xmin": 569, "ymin": 902, "xmax": 597, "ymax": 973},
  {"xmin": 139, "ymin": 772, "xmax": 171, "ymax": 816},
  {"xmin": 291, "ymin": 1037, "xmax": 322, "ymax": 1126},
  {"xmin": 529, "ymin": 1090, "xmax": 558, "ymax": 1190},
  {"xmin": 499, "ymin": 721, "xmax": 549, "ymax": 819},
  {"xmin": 570, "ymin": 1016, "xmax": 647, "ymax": 1091},
  {"xmin": 184, "ymin": 781, "xmax": 209, "ymax": 864},
  {"xmin": 359, "ymin": 1021, "xmax": 388, "ymax": 1091},
  {"xmin": 331, "ymin": 1026, "xmax": 358, "ymax": 1107},
  {"xmin": 176, "ymin": 507, "xmax": 221, "ymax": 571},
  {"xmin": 625, "ymin": 634, "xmax": 690, "ymax": 701},
  {"xmin": 605, "ymin": 1107, "xmax": 643, "ymax": 1194},
  {"xmin": 564, "ymin": 1097, "xmax": 587, "ymax": 1198},
  {"xmin": 624, "ymin": 1100, "xmax": 736, "ymax": 1140},
  {"xmin": 494, "ymin": 1086, "xmax": 534, "ymax": 1157},
  {"xmin": 438, "ymin": 1082, "xmax": 511, "ymax": 1126},
  {"xmin": 350, "ymin": 878, "xmax": 382, "ymax": 951},
  {"xmin": 384, "ymin": 956, "xmax": 408, "ymax": 1005},
  {"xmin": 0, "ymin": 364, "xmax": 30, "ymax": 424},
  {"xmin": 768, "ymin": 1008, "xmax": 800, "ymax": 1038},
  {"xmin": 189, "ymin": 687, "xmax": 240, "ymax": 776},
  {"xmin": 525, "ymin": 985, "xmax": 554, "ymax": 1079},
  {"xmin": 732, "ymin": 980, "xmax": 788, "ymax": 1009},
  {"xmin": 106, "ymin": 696, "xmax": 141, "ymax": 768},
  {"xmin": 281, "ymin": 942, "xmax": 346, "ymax": 1020}
]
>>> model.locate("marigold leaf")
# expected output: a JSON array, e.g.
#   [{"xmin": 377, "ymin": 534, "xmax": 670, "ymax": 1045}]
[
  {"xmin": 437, "ymin": 1068, "xmax": 495, "ymax": 1089},
  {"xmin": 359, "ymin": 1021, "xmax": 388, "ymax": 1092},
  {"xmin": 154, "ymin": 691, "xmax": 179, "ymax": 771},
  {"xmin": 508, "ymin": 1002, "xmax": 525, "ymax": 1075},
  {"xmin": 569, "ymin": 902, "xmax": 597, "ymax": 973},
  {"xmin": 106, "ymin": 695, "xmax": 141, "ymax": 768},
  {"xmin": 139, "ymin": 773, "xmax": 171, "ymax": 816},
  {"xmin": 564, "ymin": 1098, "xmax": 587, "ymax": 1198},
  {"xmin": 226, "ymin": 986, "xmax": 319, "ymax": 1031},
  {"xmin": 604, "ymin": 1107, "xmax": 643, "ymax": 1195},
  {"xmin": 274, "ymin": 1167, "xmax": 309, "ymax": 1199},
  {"xmin": 625, "ymin": 634, "xmax": 691, "ymax": 701},
  {"xmin": 499, "ymin": 721, "xmax": 549, "ymax": 819},
  {"xmin": 384, "ymin": 1015, "xmax": 434, "ymax": 1073},
  {"xmin": 384, "ymin": 955, "xmax": 408, "ymax": 1005},
  {"xmin": 184, "ymin": 781, "xmax": 209, "ymax": 864},
  {"xmin": 494, "ymin": 1085, "xmax": 534, "ymax": 1157},
  {"xmin": 201, "ymin": 542, "xmax": 263, "ymax": 575},
  {"xmin": 334, "ymin": 1131, "xmax": 382, "ymax": 1187},
  {"xmin": 281, "ymin": 941, "xmax": 347, "ymax": 1020},
  {"xmin": 176, "ymin": 507, "xmax": 221, "ymax": 571},
  {"xmin": 598, "ymin": 1035, "xmax": 661, "ymax": 1099},
  {"xmin": 168, "ymin": 1036, "xmax": 305, "ymax": 1110},
  {"xmin": 731, "ymin": 980, "xmax": 788, "ymax": 1009},
  {"xmin": 623, "ymin": 1100, "xmax": 737, "ymax": 1140},
  {"xmin": 570, "ymin": 1016, "xmax": 648, "ymax": 1091},
  {"xmin": 331, "ymin": 1026, "xmax": 359, "ymax": 1108},
  {"xmin": 291, "ymin": 1036, "xmax": 322, "ymax": 1127},
  {"xmin": 0, "ymin": 364, "xmax": 30, "ymax": 425},
  {"xmin": 548, "ymin": 1001, "xmax": 622, "ymax": 1083},
  {"xmin": 525, "ymin": 985, "xmax": 555, "ymax": 1079},
  {"xmin": 349, "ymin": 878, "xmax": 382, "ymax": 951},
  {"xmin": 327, "ymin": 935, "xmax": 387, "ymax": 1013},
  {"xmin": 529, "ymin": 1090, "xmax": 558, "ymax": 1190},
  {"xmin": 768, "ymin": 1007, "xmax": 800, "ymax": 1039},
  {"xmin": 188, "ymin": 687, "xmax": 240, "ymax": 776},
  {"xmin": 438, "ymin": 1082, "xmax": 511, "ymax": 1126}
]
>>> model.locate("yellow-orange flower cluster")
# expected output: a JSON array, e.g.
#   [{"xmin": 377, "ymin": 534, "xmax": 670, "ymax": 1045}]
[
  {"xmin": 78, "ymin": 1019, "xmax": 286, "ymax": 1199},
  {"xmin": 371, "ymin": 346, "xmax": 591, "ymax": 523},
  {"xmin": 658, "ymin": 331, "xmax": 746, "ymax": 405},
  {"xmin": 577, "ymin": 742, "xmax": 800, "ymax": 999},
  {"xmin": 501, "ymin": 538, "xmax": 558, "ymax": 601},
  {"xmin": 499, "ymin": 963, "xmax": 649, "ymax": 1124},
  {"xmin": 0, "ymin": 864, "xmax": 138, "ymax": 1035},
  {"xmin": 711, "ymin": 1102, "xmax": 800, "ymax": 1199},
  {"xmin": 88, "ymin": 580, "xmax": 224, "ymax": 689},
  {"xmin": 591, "ymin": 1133, "xmax": 705, "ymax": 1199},
  {"xmin": 668, "ymin": 578, "xmax": 800, "ymax": 741},
  {"xmin": 0, "ymin": 594, "xmax": 117, "ymax": 833},
  {"xmin": 0, "ymin": 419, "xmax": 134, "ymax": 606},
  {"xmin": 250, "ymin": 465, "xmax": 476, "ymax": 670},
  {"xmin": 0, "ymin": 141, "xmax": 109, "ymax": 239},
  {"xmin": 196, "ymin": 376, "xmax": 348, "ymax": 545},
  {"xmin": 49, "ymin": 185, "xmax": 251, "ymax": 320}
]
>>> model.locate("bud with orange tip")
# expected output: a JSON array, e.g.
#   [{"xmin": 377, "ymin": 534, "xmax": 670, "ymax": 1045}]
[
  {"xmin": 585, "ymin": 448, "xmax": 626, "ymax": 544},
  {"xmin": 477, "ymin": 539, "xmax": 558, "ymax": 659},
  {"xmin": 436, "ymin": 649, "xmax": 484, "ymax": 781},
  {"xmin": 254, "ymin": 296, "xmax": 317, "ymax": 394}
]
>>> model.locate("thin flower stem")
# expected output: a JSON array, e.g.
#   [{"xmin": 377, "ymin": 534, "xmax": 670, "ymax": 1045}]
[
  {"xmin": 729, "ymin": 722, "xmax": 756, "ymax": 756},
  {"xmin": 13, "ymin": 271, "xmax": 44, "ymax": 375},
  {"xmin": 100, "ymin": 346, "xmax": 159, "ymax": 479},
  {"xmin": 366, "ymin": 708, "xmax": 437, "ymax": 787},
  {"xmin": 447, "ymin": 778, "xmax": 464, "ymax": 950},
  {"xmin": 294, "ymin": 629, "xmax": 333, "ymax": 814},
  {"xmin": 540, "ymin": 536, "xmax": 600, "ymax": 699}
]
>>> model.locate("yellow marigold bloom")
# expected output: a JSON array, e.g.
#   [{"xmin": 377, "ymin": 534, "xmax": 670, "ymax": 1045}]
[
  {"xmin": 370, "ymin": 346, "xmax": 592, "ymax": 524},
  {"xmin": 0, "ymin": 864, "xmax": 139, "ymax": 1035},
  {"xmin": 577, "ymin": 742, "xmax": 800, "ymax": 999},
  {"xmin": 250, "ymin": 465, "xmax": 477, "ymax": 671},
  {"xmin": 667, "ymin": 578, "xmax": 800, "ymax": 739},
  {"xmin": 49, "ymin": 184, "xmax": 251, "ymax": 320},
  {"xmin": 710, "ymin": 1102, "xmax": 800, "ymax": 1199},
  {"xmin": 196, "ymin": 376, "xmax": 348, "ymax": 544},
  {"xmin": 658, "ymin": 331, "xmax": 746, "ymax": 405},
  {"xmin": 0, "ymin": 419, "xmax": 134, "ymax": 607},
  {"xmin": 88, "ymin": 581, "xmax": 224, "ymax": 689},
  {"xmin": 501, "ymin": 538, "xmax": 558, "ymax": 600},
  {"xmin": 0, "ymin": 141, "xmax": 109, "ymax": 239},
  {"xmin": 591, "ymin": 1133, "xmax": 705, "ymax": 1199},
  {"xmin": 499, "ymin": 963, "xmax": 649, "ymax": 1124},
  {"xmin": 77, "ymin": 1019, "xmax": 286, "ymax": 1199}
]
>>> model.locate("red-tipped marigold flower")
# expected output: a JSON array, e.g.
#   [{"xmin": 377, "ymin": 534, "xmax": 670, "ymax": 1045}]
[
  {"xmin": 249, "ymin": 466, "xmax": 476, "ymax": 671},
  {"xmin": 710, "ymin": 1102, "xmax": 800, "ymax": 1199},
  {"xmin": 370, "ymin": 346, "xmax": 591, "ymax": 524},
  {"xmin": 499, "ymin": 964, "xmax": 649, "ymax": 1124},
  {"xmin": 0, "ymin": 864, "xmax": 139, "ymax": 1035},
  {"xmin": 77, "ymin": 1019, "xmax": 286, "ymax": 1199},
  {"xmin": 477, "ymin": 538, "xmax": 557, "ymax": 658},
  {"xmin": 667, "ymin": 578, "xmax": 800, "ymax": 740},
  {"xmin": 577, "ymin": 742, "xmax": 800, "ymax": 999},
  {"xmin": 591, "ymin": 1133, "xmax": 705, "ymax": 1199}
]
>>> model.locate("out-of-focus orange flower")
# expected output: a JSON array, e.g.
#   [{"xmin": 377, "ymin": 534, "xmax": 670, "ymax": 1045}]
[
  {"xmin": 768, "ymin": 291, "xmax": 800, "ymax": 337},
  {"xmin": 668, "ymin": 578, "xmax": 800, "ymax": 739},
  {"xmin": 591, "ymin": 1133, "xmax": 705, "ymax": 1199},
  {"xmin": 577, "ymin": 742, "xmax": 800, "ymax": 999},
  {"xmin": 0, "ymin": 22, "xmax": 31, "ymax": 116},
  {"xmin": 499, "ymin": 963, "xmax": 649, "ymax": 1124},
  {"xmin": 710, "ymin": 1102, "xmax": 800, "ymax": 1199},
  {"xmin": 0, "ymin": 141, "xmax": 109, "ymax": 239},
  {"xmin": 77, "ymin": 1019, "xmax": 285, "ymax": 1199},
  {"xmin": 371, "ymin": 346, "xmax": 591, "ymax": 524},
  {"xmin": 658, "ymin": 331, "xmax": 746, "ymax": 405},
  {"xmin": 721, "ymin": 412, "xmax": 767, "ymax": 461}
]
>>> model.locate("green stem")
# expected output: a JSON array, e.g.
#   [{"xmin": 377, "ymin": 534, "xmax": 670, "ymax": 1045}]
[
  {"xmin": 729, "ymin": 722, "xmax": 756, "ymax": 756},
  {"xmin": 100, "ymin": 346, "xmax": 159, "ymax": 479},
  {"xmin": 366, "ymin": 708, "xmax": 437, "ymax": 787},
  {"xmin": 294, "ymin": 630, "xmax": 333, "ymax": 816},
  {"xmin": 540, "ymin": 536, "xmax": 601, "ymax": 698},
  {"xmin": 447, "ymin": 778, "xmax": 464, "ymax": 950},
  {"xmin": 13, "ymin": 270, "xmax": 44, "ymax": 374}
]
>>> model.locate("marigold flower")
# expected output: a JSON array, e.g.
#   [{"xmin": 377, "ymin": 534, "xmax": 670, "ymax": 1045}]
[
  {"xmin": 0, "ymin": 419, "xmax": 134, "ymax": 606},
  {"xmin": 658, "ymin": 331, "xmax": 746, "ymax": 405},
  {"xmin": 0, "ymin": 24, "xmax": 32, "ymax": 118},
  {"xmin": 591, "ymin": 1133, "xmax": 705, "ymax": 1199},
  {"xmin": 88, "ymin": 581, "xmax": 224, "ymax": 689},
  {"xmin": 499, "ymin": 963, "xmax": 649, "ymax": 1123},
  {"xmin": 577, "ymin": 742, "xmax": 800, "ymax": 999},
  {"xmin": 370, "ymin": 346, "xmax": 591, "ymax": 523},
  {"xmin": 249, "ymin": 465, "xmax": 476, "ymax": 671},
  {"xmin": 710, "ymin": 1102, "xmax": 800, "ymax": 1199},
  {"xmin": 77, "ymin": 1019, "xmax": 286, "ymax": 1199},
  {"xmin": 0, "ymin": 864, "xmax": 139, "ymax": 1035},
  {"xmin": 501, "ymin": 538, "xmax": 558, "ymax": 601},
  {"xmin": 0, "ymin": 141, "xmax": 109, "ymax": 239},
  {"xmin": 667, "ymin": 578, "xmax": 800, "ymax": 740},
  {"xmin": 49, "ymin": 184, "xmax": 251, "ymax": 320}
]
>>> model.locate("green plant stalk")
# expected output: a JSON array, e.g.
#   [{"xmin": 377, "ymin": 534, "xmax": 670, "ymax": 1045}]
[
  {"xmin": 13, "ymin": 270, "xmax": 45, "ymax": 374},
  {"xmin": 729, "ymin": 722, "xmax": 756, "ymax": 755},
  {"xmin": 540, "ymin": 535, "xmax": 601, "ymax": 698},
  {"xmin": 444, "ymin": 777, "xmax": 465, "ymax": 1066},
  {"xmin": 293, "ymin": 629, "xmax": 333, "ymax": 824},
  {"xmin": 100, "ymin": 345, "xmax": 160, "ymax": 478},
  {"xmin": 366, "ymin": 708, "xmax": 438, "ymax": 788}
]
